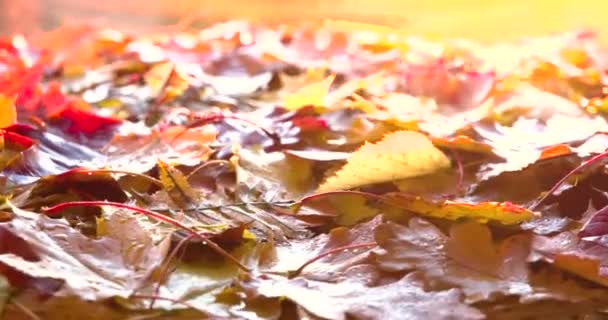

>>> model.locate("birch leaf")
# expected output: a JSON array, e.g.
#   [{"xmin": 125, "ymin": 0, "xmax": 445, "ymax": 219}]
[{"xmin": 318, "ymin": 130, "xmax": 450, "ymax": 191}]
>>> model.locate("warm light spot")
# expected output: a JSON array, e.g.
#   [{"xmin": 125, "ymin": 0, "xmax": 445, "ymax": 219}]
[
  {"xmin": 540, "ymin": 144, "xmax": 572, "ymax": 160},
  {"xmin": 586, "ymin": 105, "xmax": 599, "ymax": 114}
]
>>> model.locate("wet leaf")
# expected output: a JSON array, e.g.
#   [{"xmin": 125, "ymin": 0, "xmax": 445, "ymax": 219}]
[
  {"xmin": 157, "ymin": 160, "xmax": 198, "ymax": 208},
  {"xmin": 0, "ymin": 205, "xmax": 170, "ymax": 299},
  {"xmin": 385, "ymin": 193, "xmax": 537, "ymax": 224},
  {"xmin": 255, "ymin": 272, "xmax": 484, "ymax": 320},
  {"xmin": 375, "ymin": 219, "xmax": 533, "ymax": 301}
]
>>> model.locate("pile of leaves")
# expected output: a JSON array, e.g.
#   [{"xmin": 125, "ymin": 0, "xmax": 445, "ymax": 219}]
[{"xmin": 2, "ymin": 21, "xmax": 608, "ymax": 319}]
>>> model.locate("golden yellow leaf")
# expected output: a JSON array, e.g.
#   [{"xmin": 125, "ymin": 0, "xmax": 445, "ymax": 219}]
[
  {"xmin": 283, "ymin": 74, "xmax": 335, "ymax": 110},
  {"xmin": 144, "ymin": 61, "xmax": 174, "ymax": 94},
  {"xmin": 385, "ymin": 194, "xmax": 537, "ymax": 225},
  {"xmin": 157, "ymin": 160, "xmax": 198, "ymax": 208},
  {"xmin": 0, "ymin": 95, "xmax": 17, "ymax": 128},
  {"xmin": 318, "ymin": 130, "xmax": 450, "ymax": 192}
]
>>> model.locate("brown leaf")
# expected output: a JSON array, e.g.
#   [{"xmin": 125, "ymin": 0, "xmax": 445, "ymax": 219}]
[
  {"xmin": 270, "ymin": 216, "xmax": 381, "ymax": 277},
  {"xmin": 374, "ymin": 219, "xmax": 532, "ymax": 301},
  {"xmin": 255, "ymin": 272, "xmax": 484, "ymax": 320},
  {"xmin": 0, "ymin": 206, "xmax": 170, "ymax": 299}
]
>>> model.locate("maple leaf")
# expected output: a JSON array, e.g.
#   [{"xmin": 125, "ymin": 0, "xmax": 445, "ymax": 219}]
[
  {"xmin": 255, "ymin": 272, "xmax": 484, "ymax": 320},
  {"xmin": 270, "ymin": 216, "xmax": 381, "ymax": 276},
  {"xmin": 374, "ymin": 219, "xmax": 533, "ymax": 301},
  {"xmin": 0, "ymin": 205, "xmax": 171, "ymax": 300},
  {"xmin": 318, "ymin": 130, "xmax": 451, "ymax": 191},
  {"xmin": 475, "ymin": 114, "xmax": 608, "ymax": 180}
]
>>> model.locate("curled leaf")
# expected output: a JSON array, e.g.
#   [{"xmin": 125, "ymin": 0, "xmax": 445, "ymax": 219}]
[{"xmin": 385, "ymin": 193, "xmax": 538, "ymax": 224}]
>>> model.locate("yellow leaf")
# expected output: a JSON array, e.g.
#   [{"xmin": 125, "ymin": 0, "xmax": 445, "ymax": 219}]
[
  {"xmin": 157, "ymin": 160, "xmax": 198, "ymax": 208},
  {"xmin": 331, "ymin": 194, "xmax": 379, "ymax": 226},
  {"xmin": 385, "ymin": 194, "xmax": 537, "ymax": 225},
  {"xmin": 144, "ymin": 62, "xmax": 174, "ymax": 94},
  {"xmin": 283, "ymin": 74, "xmax": 335, "ymax": 110},
  {"xmin": 318, "ymin": 130, "xmax": 450, "ymax": 192},
  {"xmin": 0, "ymin": 95, "xmax": 16, "ymax": 128}
]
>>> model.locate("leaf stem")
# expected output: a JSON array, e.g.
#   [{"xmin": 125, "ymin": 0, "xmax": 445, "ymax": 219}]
[
  {"xmin": 149, "ymin": 233, "xmax": 197, "ymax": 309},
  {"xmin": 71, "ymin": 168, "xmax": 163, "ymax": 187},
  {"xmin": 42, "ymin": 201, "xmax": 250, "ymax": 272},
  {"xmin": 296, "ymin": 190, "xmax": 387, "ymax": 210},
  {"xmin": 530, "ymin": 149, "xmax": 608, "ymax": 210},
  {"xmin": 130, "ymin": 294, "xmax": 201, "ymax": 312},
  {"xmin": 289, "ymin": 241, "xmax": 378, "ymax": 278}
]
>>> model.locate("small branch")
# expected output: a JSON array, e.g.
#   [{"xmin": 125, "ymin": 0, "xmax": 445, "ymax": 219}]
[{"xmin": 42, "ymin": 201, "xmax": 250, "ymax": 272}]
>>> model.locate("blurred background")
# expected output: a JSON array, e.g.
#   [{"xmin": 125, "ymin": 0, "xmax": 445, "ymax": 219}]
[{"xmin": 0, "ymin": 0, "xmax": 606, "ymax": 42}]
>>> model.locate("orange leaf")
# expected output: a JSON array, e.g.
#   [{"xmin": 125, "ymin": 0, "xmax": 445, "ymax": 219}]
[{"xmin": 0, "ymin": 94, "xmax": 17, "ymax": 128}]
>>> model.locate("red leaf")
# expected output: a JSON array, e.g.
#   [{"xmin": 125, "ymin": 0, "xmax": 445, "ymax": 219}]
[{"xmin": 49, "ymin": 100, "xmax": 121, "ymax": 135}]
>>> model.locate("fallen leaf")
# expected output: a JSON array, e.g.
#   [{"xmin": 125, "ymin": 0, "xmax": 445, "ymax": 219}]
[
  {"xmin": 384, "ymin": 193, "xmax": 537, "ymax": 224},
  {"xmin": 283, "ymin": 74, "xmax": 335, "ymax": 110},
  {"xmin": 319, "ymin": 130, "xmax": 451, "ymax": 191},
  {"xmin": 0, "ymin": 205, "xmax": 170, "ymax": 299},
  {"xmin": 255, "ymin": 272, "xmax": 484, "ymax": 320},
  {"xmin": 0, "ymin": 95, "xmax": 16, "ymax": 128},
  {"xmin": 157, "ymin": 160, "xmax": 198, "ymax": 208},
  {"xmin": 374, "ymin": 219, "xmax": 533, "ymax": 301},
  {"xmin": 532, "ymin": 231, "xmax": 608, "ymax": 287},
  {"xmin": 270, "ymin": 216, "xmax": 381, "ymax": 275}
]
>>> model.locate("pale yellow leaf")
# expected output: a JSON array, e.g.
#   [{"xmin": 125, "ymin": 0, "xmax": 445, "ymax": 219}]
[
  {"xmin": 283, "ymin": 74, "xmax": 335, "ymax": 110},
  {"xmin": 318, "ymin": 130, "xmax": 450, "ymax": 192}
]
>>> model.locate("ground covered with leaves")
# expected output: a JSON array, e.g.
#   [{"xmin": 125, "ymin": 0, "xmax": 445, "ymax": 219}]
[{"xmin": 2, "ymin": 21, "xmax": 608, "ymax": 319}]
